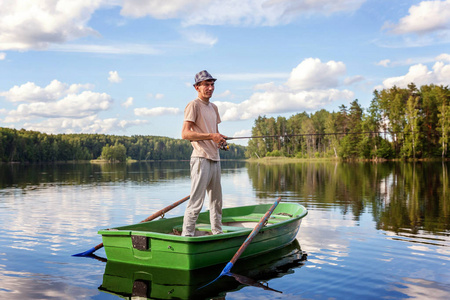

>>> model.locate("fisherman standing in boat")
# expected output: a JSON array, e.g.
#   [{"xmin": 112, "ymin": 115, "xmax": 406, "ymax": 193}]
[{"xmin": 181, "ymin": 70, "xmax": 227, "ymax": 237}]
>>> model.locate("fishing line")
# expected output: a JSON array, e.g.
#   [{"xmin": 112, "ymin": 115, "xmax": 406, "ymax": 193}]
[{"xmin": 225, "ymin": 131, "xmax": 413, "ymax": 140}]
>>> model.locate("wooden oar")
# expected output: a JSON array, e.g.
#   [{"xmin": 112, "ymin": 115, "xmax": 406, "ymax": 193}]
[
  {"xmin": 199, "ymin": 197, "xmax": 282, "ymax": 289},
  {"xmin": 72, "ymin": 195, "xmax": 190, "ymax": 257}
]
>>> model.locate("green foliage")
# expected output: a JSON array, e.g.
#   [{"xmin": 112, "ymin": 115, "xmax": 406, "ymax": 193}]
[
  {"xmin": 266, "ymin": 150, "xmax": 282, "ymax": 157},
  {"xmin": 101, "ymin": 143, "xmax": 127, "ymax": 162},
  {"xmin": 0, "ymin": 128, "xmax": 247, "ymax": 163}
]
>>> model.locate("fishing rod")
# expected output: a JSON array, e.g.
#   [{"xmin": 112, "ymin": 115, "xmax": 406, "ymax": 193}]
[
  {"xmin": 225, "ymin": 131, "xmax": 406, "ymax": 140},
  {"xmin": 219, "ymin": 131, "xmax": 414, "ymax": 151}
]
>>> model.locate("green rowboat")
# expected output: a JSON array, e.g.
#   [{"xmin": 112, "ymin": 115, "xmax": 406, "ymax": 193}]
[
  {"xmin": 99, "ymin": 239, "xmax": 307, "ymax": 299},
  {"xmin": 98, "ymin": 201, "xmax": 307, "ymax": 270}
]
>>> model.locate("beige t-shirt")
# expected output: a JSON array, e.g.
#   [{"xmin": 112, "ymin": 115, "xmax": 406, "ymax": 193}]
[{"xmin": 184, "ymin": 98, "xmax": 221, "ymax": 161}]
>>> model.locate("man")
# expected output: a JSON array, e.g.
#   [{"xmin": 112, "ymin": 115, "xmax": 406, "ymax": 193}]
[{"xmin": 181, "ymin": 70, "xmax": 227, "ymax": 237}]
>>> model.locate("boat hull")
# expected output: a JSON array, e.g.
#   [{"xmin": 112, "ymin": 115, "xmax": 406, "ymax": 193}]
[
  {"xmin": 99, "ymin": 239, "xmax": 306, "ymax": 299},
  {"xmin": 99, "ymin": 202, "xmax": 307, "ymax": 270}
]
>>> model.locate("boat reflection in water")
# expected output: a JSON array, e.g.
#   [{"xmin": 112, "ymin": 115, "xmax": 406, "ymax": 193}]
[{"xmin": 98, "ymin": 239, "xmax": 307, "ymax": 299}]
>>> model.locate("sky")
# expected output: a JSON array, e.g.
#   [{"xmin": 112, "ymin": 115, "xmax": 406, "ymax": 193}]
[{"xmin": 1, "ymin": 0, "xmax": 450, "ymax": 146}]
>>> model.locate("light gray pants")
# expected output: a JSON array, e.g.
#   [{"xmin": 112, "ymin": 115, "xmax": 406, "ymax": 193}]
[{"xmin": 182, "ymin": 157, "xmax": 223, "ymax": 236}]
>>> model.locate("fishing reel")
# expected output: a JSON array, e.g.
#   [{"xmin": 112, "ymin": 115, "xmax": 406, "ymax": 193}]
[{"xmin": 219, "ymin": 140, "xmax": 229, "ymax": 151}]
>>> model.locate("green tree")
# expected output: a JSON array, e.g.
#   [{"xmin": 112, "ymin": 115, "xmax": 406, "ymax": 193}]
[
  {"xmin": 403, "ymin": 94, "xmax": 421, "ymax": 158},
  {"xmin": 436, "ymin": 86, "xmax": 450, "ymax": 158}
]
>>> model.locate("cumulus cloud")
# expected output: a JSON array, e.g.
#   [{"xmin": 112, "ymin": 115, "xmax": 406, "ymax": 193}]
[
  {"xmin": 0, "ymin": 80, "xmax": 94, "ymax": 103},
  {"xmin": 4, "ymin": 91, "xmax": 112, "ymax": 122},
  {"xmin": 1, "ymin": 82, "xmax": 148, "ymax": 133},
  {"xmin": 436, "ymin": 53, "xmax": 450, "ymax": 62},
  {"xmin": 0, "ymin": 79, "xmax": 130, "ymax": 134},
  {"xmin": 0, "ymin": 0, "xmax": 104, "ymax": 50},
  {"xmin": 286, "ymin": 58, "xmax": 346, "ymax": 90},
  {"xmin": 384, "ymin": 0, "xmax": 450, "ymax": 35},
  {"xmin": 134, "ymin": 107, "xmax": 181, "ymax": 117},
  {"xmin": 214, "ymin": 58, "xmax": 355, "ymax": 121},
  {"xmin": 22, "ymin": 116, "xmax": 148, "ymax": 134},
  {"xmin": 378, "ymin": 60, "xmax": 450, "ymax": 89},
  {"xmin": 122, "ymin": 97, "xmax": 133, "ymax": 108},
  {"xmin": 108, "ymin": 71, "xmax": 122, "ymax": 83},
  {"xmin": 0, "ymin": 52, "xmax": 5, "ymax": 60},
  {"xmin": 216, "ymin": 89, "xmax": 354, "ymax": 121}
]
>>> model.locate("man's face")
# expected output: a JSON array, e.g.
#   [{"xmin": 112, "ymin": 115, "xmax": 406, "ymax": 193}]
[{"xmin": 195, "ymin": 80, "xmax": 215, "ymax": 101}]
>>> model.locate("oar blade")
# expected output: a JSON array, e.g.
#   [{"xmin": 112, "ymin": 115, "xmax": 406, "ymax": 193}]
[
  {"xmin": 72, "ymin": 246, "xmax": 97, "ymax": 257},
  {"xmin": 219, "ymin": 261, "xmax": 234, "ymax": 277},
  {"xmin": 197, "ymin": 197, "xmax": 282, "ymax": 290}
]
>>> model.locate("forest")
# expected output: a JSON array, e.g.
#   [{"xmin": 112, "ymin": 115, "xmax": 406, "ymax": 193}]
[
  {"xmin": 0, "ymin": 129, "xmax": 247, "ymax": 163},
  {"xmin": 1, "ymin": 83, "xmax": 449, "ymax": 163},
  {"xmin": 246, "ymin": 84, "xmax": 450, "ymax": 160}
]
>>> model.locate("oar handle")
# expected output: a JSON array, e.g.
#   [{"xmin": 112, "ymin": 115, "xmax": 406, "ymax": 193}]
[
  {"xmin": 73, "ymin": 195, "xmax": 190, "ymax": 257},
  {"xmin": 140, "ymin": 195, "xmax": 190, "ymax": 223},
  {"xmin": 229, "ymin": 197, "xmax": 282, "ymax": 265}
]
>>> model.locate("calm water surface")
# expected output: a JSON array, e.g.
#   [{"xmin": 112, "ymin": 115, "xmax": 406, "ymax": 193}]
[{"xmin": 0, "ymin": 161, "xmax": 449, "ymax": 299}]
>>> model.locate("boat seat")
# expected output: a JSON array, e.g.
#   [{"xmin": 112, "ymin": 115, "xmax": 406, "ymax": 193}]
[{"xmin": 172, "ymin": 224, "xmax": 248, "ymax": 233}]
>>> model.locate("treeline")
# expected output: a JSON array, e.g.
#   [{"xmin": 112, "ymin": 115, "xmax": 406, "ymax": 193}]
[
  {"xmin": 246, "ymin": 84, "xmax": 450, "ymax": 159},
  {"xmin": 0, "ymin": 128, "xmax": 247, "ymax": 163}
]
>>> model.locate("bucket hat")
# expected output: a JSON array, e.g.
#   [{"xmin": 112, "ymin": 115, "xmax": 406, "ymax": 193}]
[{"xmin": 194, "ymin": 70, "xmax": 216, "ymax": 86}]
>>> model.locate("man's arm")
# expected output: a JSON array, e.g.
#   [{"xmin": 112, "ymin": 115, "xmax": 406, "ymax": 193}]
[{"xmin": 182, "ymin": 121, "xmax": 226, "ymax": 144}]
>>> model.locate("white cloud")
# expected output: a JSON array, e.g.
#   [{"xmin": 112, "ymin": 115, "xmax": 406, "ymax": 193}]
[
  {"xmin": 215, "ymin": 58, "xmax": 355, "ymax": 121},
  {"xmin": 385, "ymin": 0, "xmax": 450, "ymax": 35},
  {"xmin": 1, "ymin": 79, "xmax": 116, "ymax": 133},
  {"xmin": 182, "ymin": 29, "xmax": 218, "ymax": 46},
  {"xmin": 436, "ymin": 53, "xmax": 450, "ymax": 62},
  {"xmin": 0, "ymin": 52, "xmax": 5, "ymax": 60},
  {"xmin": 121, "ymin": 0, "xmax": 365, "ymax": 26},
  {"xmin": 48, "ymin": 43, "xmax": 161, "ymax": 55},
  {"xmin": 215, "ymin": 90, "xmax": 233, "ymax": 98},
  {"xmin": 122, "ymin": 97, "xmax": 133, "ymax": 108},
  {"xmin": 220, "ymin": 72, "xmax": 289, "ymax": 81},
  {"xmin": 134, "ymin": 107, "xmax": 181, "ymax": 117},
  {"xmin": 344, "ymin": 75, "xmax": 365, "ymax": 85},
  {"xmin": 22, "ymin": 115, "xmax": 148, "ymax": 134},
  {"xmin": 233, "ymin": 129, "xmax": 252, "ymax": 138},
  {"xmin": 108, "ymin": 71, "xmax": 122, "ymax": 83},
  {"xmin": 147, "ymin": 93, "xmax": 165, "ymax": 99},
  {"xmin": 253, "ymin": 82, "xmax": 277, "ymax": 90},
  {"xmin": 1, "ymin": 0, "xmax": 365, "ymax": 51},
  {"xmin": 375, "ymin": 56, "xmax": 442, "ymax": 67},
  {"xmin": 379, "ymin": 61, "xmax": 450, "ymax": 89},
  {"xmin": 0, "ymin": 80, "xmax": 94, "ymax": 103},
  {"xmin": 0, "ymin": 0, "xmax": 105, "ymax": 50},
  {"xmin": 5, "ymin": 91, "xmax": 112, "ymax": 122},
  {"xmin": 286, "ymin": 58, "xmax": 347, "ymax": 90},
  {"xmin": 216, "ymin": 89, "xmax": 354, "ymax": 121},
  {"xmin": 377, "ymin": 59, "xmax": 391, "ymax": 67}
]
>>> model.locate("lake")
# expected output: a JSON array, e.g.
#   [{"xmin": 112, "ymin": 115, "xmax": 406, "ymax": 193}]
[{"xmin": 0, "ymin": 161, "xmax": 449, "ymax": 299}]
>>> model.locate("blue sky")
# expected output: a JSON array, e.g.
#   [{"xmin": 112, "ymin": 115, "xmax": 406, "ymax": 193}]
[{"xmin": 1, "ymin": 0, "xmax": 450, "ymax": 146}]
